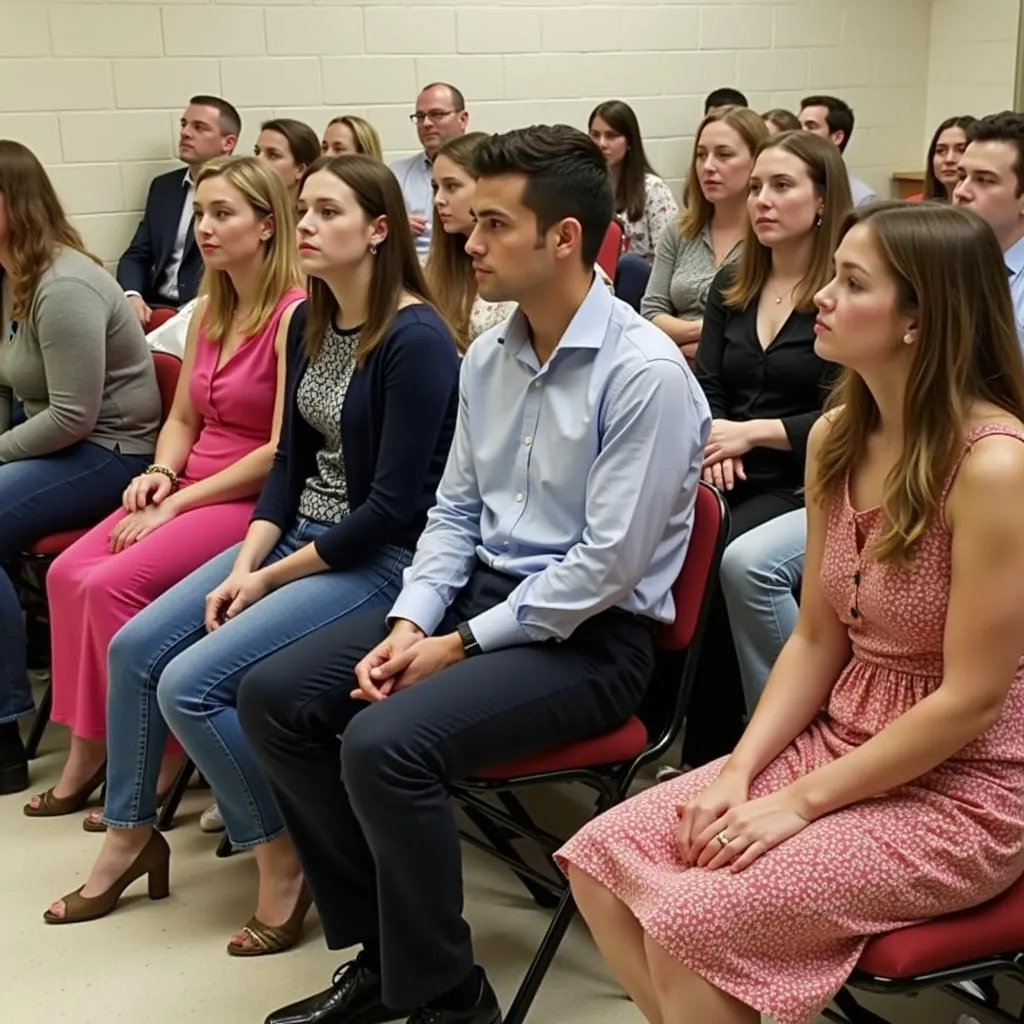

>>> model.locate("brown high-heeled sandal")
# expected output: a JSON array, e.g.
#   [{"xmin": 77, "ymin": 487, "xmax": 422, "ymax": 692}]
[
  {"xmin": 226, "ymin": 884, "xmax": 313, "ymax": 957},
  {"xmin": 24, "ymin": 763, "xmax": 106, "ymax": 818},
  {"xmin": 43, "ymin": 830, "xmax": 170, "ymax": 925}
]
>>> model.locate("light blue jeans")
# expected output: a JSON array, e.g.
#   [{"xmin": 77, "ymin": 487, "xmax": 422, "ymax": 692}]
[
  {"xmin": 719, "ymin": 508, "xmax": 806, "ymax": 713},
  {"xmin": 103, "ymin": 518, "xmax": 411, "ymax": 848}
]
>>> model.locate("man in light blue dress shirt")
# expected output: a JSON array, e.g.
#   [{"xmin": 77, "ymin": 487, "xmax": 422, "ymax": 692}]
[
  {"xmin": 954, "ymin": 111, "xmax": 1024, "ymax": 348},
  {"xmin": 390, "ymin": 82, "xmax": 469, "ymax": 260},
  {"xmin": 242, "ymin": 126, "xmax": 710, "ymax": 1024},
  {"xmin": 799, "ymin": 95, "xmax": 878, "ymax": 208}
]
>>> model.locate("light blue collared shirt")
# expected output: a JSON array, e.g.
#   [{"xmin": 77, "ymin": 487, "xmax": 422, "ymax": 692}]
[
  {"xmin": 389, "ymin": 152, "xmax": 433, "ymax": 258},
  {"xmin": 388, "ymin": 276, "xmax": 712, "ymax": 652},
  {"xmin": 1005, "ymin": 234, "xmax": 1024, "ymax": 350},
  {"xmin": 847, "ymin": 167, "xmax": 877, "ymax": 208}
]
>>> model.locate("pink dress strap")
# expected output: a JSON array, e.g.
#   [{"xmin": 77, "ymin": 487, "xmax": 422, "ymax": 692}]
[{"xmin": 940, "ymin": 423, "xmax": 1024, "ymax": 509}]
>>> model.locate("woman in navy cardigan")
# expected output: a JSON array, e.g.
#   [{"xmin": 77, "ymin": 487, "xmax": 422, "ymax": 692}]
[{"xmin": 45, "ymin": 155, "xmax": 460, "ymax": 953}]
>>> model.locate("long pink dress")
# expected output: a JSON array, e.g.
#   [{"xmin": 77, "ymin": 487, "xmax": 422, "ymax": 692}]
[
  {"xmin": 48, "ymin": 289, "xmax": 304, "ymax": 741},
  {"xmin": 556, "ymin": 425, "xmax": 1024, "ymax": 1024}
]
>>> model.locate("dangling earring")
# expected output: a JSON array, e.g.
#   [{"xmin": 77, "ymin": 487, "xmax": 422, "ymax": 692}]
[
  {"xmin": 369, "ymin": 242, "xmax": 378, "ymax": 256},
  {"xmin": 815, "ymin": 213, "xmax": 823, "ymax": 228}
]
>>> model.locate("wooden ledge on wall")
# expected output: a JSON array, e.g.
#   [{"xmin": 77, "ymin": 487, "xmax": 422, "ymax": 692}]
[{"xmin": 892, "ymin": 170, "xmax": 925, "ymax": 200}]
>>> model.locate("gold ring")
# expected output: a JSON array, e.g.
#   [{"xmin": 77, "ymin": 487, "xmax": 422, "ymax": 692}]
[{"xmin": 715, "ymin": 831, "xmax": 731, "ymax": 849}]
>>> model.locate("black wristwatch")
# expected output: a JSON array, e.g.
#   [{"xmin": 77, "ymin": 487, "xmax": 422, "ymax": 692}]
[{"xmin": 456, "ymin": 621, "xmax": 482, "ymax": 657}]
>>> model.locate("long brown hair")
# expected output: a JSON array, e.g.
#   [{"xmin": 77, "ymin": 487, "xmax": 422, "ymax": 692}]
[
  {"xmin": 724, "ymin": 131, "xmax": 852, "ymax": 312},
  {"xmin": 195, "ymin": 156, "xmax": 302, "ymax": 344},
  {"xmin": 923, "ymin": 115, "xmax": 976, "ymax": 201},
  {"xmin": 425, "ymin": 132, "xmax": 488, "ymax": 352},
  {"xmin": 301, "ymin": 154, "xmax": 440, "ymax": 365},
  {"xmin": 588, "ymin": 100, "xmax": 656, "ymax": 223},
  {"xmin": 679, "ymin": 106, "xmax": 768, "ymax": 239},
  {"xmin": 810, "ymin": 203, "xmax": 1024, "ymax": 565},
  {"xmin": 0, "ymin": 140, "xmax": 100, "ymax": 319}
]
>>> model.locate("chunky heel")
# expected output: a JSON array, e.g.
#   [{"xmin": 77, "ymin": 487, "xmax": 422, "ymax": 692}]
[{"xmin": 148, "ymin": 859, "xmax": 170, "ymax": 901}]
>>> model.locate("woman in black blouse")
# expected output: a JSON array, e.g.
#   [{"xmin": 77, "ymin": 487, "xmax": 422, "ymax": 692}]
[{"xmin": 684, "ymin": 131, "xmax": 852, "ymax": 767}]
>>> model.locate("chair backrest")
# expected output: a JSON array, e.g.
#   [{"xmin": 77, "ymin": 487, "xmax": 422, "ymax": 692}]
[
  {"xmin": 596, "ymin": 219, "xmax": 624, "ymax": 279},
  {"xmin": 146, "ymin": 307, "xmax": 178, "ymax": 334},
  {"xmin": 151, "ymin": 351, "xmax": 182, "ymax": 421}
]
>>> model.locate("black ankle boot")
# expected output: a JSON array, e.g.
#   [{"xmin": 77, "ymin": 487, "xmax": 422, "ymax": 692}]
[{"xmin": 0, "ymin": 721, "xmax": 28, "ymax": 795}]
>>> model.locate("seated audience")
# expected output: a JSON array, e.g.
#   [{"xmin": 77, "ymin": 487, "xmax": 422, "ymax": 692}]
[
  {"xmin": 558, "ymin": 201, "xmax": 1024, "ymax": 1024},
  {"xmin": 25, "ymin": 157, "xmax": 302, "ymax": 820},
  {"xmin": 117, "ymin": 96, "xmax": 240, "ymax": 328},
  {"xmin": 642, "ymin": 106, "xmax": 768, "ymax": 362},
  {"xmin": 953, "ymin": 111, "xmax": 1024, "ymax": 345},
  {"xmin": 910, "ymin": 115, "xmax": 975, "ymax": 202},
  {"xmin": 0, "ymin": 141, "xmax": 161, "ymax": 794},
  {"xmin": 235, "ymin": 125, "xmax": 710, "ymax": 1024},
  {"xmin": 322, "ymin": 115, "xmax": 383, "ymax": 161},
  {"xmin": 720, "ymin": 506, "xmax": 805, "ymax": 710},
  {"xmin": 254, "ymin": 118, "xmax": 321, "ymax": 201},
  {"xmin": 588, "ymin": 100, "xmax": 678, "ymax": 259},
  {"xmin": 705, "ymin": 87, "xmax": 749, "ymax": 115},
  {"xmin": 43, "ymin": 156, "xmax": 460, "ymax": 960},
  {"xmin": 392, "ymin": 83, "xmax": 469, "ymax": 258},
  {"xmin": 683, "ymin": 131, "xmax": 850, "ymax": 767},
  {"xmin": 763, "ymin": 108, "xmax": 801, "ymax": 135},
  {"xmin": 799, "ymin": 94, "xmax": 878, "ymax": 206}
]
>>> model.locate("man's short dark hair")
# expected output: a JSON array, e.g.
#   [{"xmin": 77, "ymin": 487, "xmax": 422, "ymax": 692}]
[
  {"xmin": 189, "ymin": 95, "xmax": 241, "ymax": 138},
  {"xmin": 420, "ymin": 82, "xmax": 465, "ymax": 112},
  {"xmin": 800, "ymin": 94, "xmax": 855, "ymax": 152},
  {"xmin": 473, "ymin": 125, "xmax": 613, "ymax": 269},
  {"xmin": 967, "ymin": 111, "xmax": 1024, "ymax": 196},
  {"xmin": 704, "ymin": 87, "xmax": 748, "ymax": 113}
]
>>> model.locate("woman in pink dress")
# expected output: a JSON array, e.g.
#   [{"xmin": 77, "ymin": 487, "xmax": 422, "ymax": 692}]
[
  {"xmin": 556, "ymin": 202, "xmax": 1024, "ymax": 1024},
  {"xmin": 25, "ymin": 156, "xmax": 303, "ymax": 818}
]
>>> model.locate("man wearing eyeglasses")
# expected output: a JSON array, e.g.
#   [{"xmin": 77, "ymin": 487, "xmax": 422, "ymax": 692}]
[{"xmin": 391, "ymin": 83, "xmax": 469, "ymax": 259}]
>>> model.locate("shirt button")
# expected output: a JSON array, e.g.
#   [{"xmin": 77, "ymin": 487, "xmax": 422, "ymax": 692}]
[
  {"xmin": 515, "ymin": 492, "xmax": 524, "ymax": 502},
  {"xmin": 523, "ymin": 436, "xmax": 533, "ymax": 446},
  {"xmin": 533, "ymin": 381, "xmax": 543, "ymax": 389},
  {"xmin": 503, "ymin": 541, "xmax": 510, "ymax": 548}
]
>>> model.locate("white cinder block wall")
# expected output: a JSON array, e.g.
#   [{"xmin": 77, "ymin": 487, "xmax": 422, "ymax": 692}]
[
  {"xmin": 925, "ymin": 0, "xmax": 1019, "ymax": 151},
  {"xmin": 0, "ymin": 0, "xmax": 972, "ymax": 264}
]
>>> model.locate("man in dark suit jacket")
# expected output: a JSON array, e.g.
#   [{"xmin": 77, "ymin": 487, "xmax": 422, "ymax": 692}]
[{"xmin": 117, "ymin": 94, "xmax": 240, "ymax": 328}]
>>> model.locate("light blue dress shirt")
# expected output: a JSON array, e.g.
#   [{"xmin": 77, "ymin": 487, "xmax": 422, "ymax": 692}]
[
  {"xmin": 388, "ymin": 276, "xmax": 712, "ymax": 652},
  {"xmin": 1005, "ymin": 234, "xmax": 1024, "ymax": 350},
  {"xmin": 389, "ymin": 152, "xmax": 433, "ymax": 258}
]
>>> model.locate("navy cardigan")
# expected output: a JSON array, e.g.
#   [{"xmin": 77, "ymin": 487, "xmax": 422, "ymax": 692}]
[{"xmin": 252, "ymin": 301, "xmax": 460, "ymax": 569}]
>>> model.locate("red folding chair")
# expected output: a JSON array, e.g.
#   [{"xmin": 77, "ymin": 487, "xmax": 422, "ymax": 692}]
[
  {"xmin": 19, "ymin": 351, "xmax": 182, "ymax": 758},
  {"xmin": 452, "ymin": 481, "xmax": 729, "ymax": 1023},
  {"xmin": 823, "ymin": 876, "xmax": 1024, "ymax": 1022},
  {"xmin": 145, "ymin": 307, "xmax": 178, "ymax": 334},
  {"xmin": 595, "ymin": 219, "xmax": 625, "ymax": 280}
]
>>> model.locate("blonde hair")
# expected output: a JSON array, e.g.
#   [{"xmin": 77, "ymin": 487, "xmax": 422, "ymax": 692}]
[
  {"xmin": 809, "ymin": 203, "xmax": 1024, "ymax": 565},
  {"xmin": 195, "ymin": 156, "xmax": 302, "ymax": 344},
  {"xmin": 679, "ymin": 106, "xmax": 768, "ymax": 239},
  {"xmin": 326, "ymin": 116, "xmax": 383, "ymax": 161},
  {"xmin": 723, "ymin": 131, "xmax": 853, "ymax": 312},
  {"xmin": 424, "ymin": 133, "xmax": 489, "ymax": 353}
]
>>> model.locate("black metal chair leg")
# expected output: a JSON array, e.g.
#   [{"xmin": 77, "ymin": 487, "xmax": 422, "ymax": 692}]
[
  {"xmin": 503, "ymin": 888, "xmax": 578, "ymax": 1024},
  {"xmin": 157, "ymin": 759, "xmax": 195, "ymax": 831},
  {"xmin": 24, "ymin": 683, "xmax": 52, "ymax": 760}
]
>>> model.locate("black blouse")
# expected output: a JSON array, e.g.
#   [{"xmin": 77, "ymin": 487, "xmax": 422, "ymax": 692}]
[{"xmin": 695, "ymin": 267, "xmax": 834, "ymax": 493}]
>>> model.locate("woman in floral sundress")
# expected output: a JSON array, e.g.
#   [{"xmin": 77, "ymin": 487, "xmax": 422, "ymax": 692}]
[{"xmin": 556, "ymin": 202, "xmax": 1024, "ymax": 1024}]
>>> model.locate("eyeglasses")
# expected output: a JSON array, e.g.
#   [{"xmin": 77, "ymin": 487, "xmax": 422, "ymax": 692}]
[{"xmin": 410, "ymin": 109, "xmax": 460, "ymax": 125}]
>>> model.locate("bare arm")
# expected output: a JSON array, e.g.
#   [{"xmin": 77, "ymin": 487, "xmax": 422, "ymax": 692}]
[{"xmin": 786, "ymin": 433, "xmax": 1024, "ymax": 820}]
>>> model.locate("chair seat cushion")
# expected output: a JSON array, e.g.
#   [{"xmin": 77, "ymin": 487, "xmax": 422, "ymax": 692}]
[
  {"xmin": 28, "ymin": 529, "xmax": 89, "ymax": 557},
  {"xmin": 475, "ymin": 716, "xmax": 648, "ymax": 780},
  {"xmin": 856, "ymin": 871, "xmax": 1024, "ymax": 979}
]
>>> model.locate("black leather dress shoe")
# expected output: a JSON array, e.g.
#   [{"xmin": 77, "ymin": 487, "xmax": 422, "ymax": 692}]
[
  {"xmin": 405, "ymin": 976, "xmax": 502, "ymax": 1024},
  {"xmin": 265, "ymin": 956, "xmax": 401, "ymax": 1024}
]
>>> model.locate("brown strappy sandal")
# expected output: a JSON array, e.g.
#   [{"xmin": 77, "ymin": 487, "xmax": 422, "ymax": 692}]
[
  {"xmin": 24, "ymin": 763, "xmax": 106, "ymax": 818},
  {"xmin": 43, "ymin": 830, "xmax": 170, "ymax": 924},
  {"xmin": 226, "ymin": 885, "xmax": 313, "ymax": 957}
]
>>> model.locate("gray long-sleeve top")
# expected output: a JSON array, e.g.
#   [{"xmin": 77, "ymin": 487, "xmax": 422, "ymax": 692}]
[{"xmin": 0, "ymin": 247, "xmax": 161, "ymax": 463}]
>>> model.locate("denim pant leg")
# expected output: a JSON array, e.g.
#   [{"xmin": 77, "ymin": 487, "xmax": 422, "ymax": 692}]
[
  {"xmin": 103, "ymin": 544, "xmax": 242, "ymax": 828},
  {"xmin": 0, "ymin": 443, "xmax": 150, "ymax": 724},
  {"xmin": 157, "ymin": 524, "xmax": 412, "ymax": 849},
  {"xmin": 719, "ymin": 508, "xmax": 806, "ymax": 713}
]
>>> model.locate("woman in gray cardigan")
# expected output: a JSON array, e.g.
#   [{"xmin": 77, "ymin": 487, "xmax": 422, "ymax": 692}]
[{"xmin": 0, "ymin": 141, "xmax": 161, "ymax": 794}]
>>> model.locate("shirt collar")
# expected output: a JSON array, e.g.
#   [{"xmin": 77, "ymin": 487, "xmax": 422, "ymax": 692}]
[
  {"xmin": 183, "ymin": 169, "xmax": 196, "ymax": 189},
  {"xmin": 1005, "ymin": 233, "xmax": 1024, "ymax": 279},
  {"xmin": 500, "ymin": 273, "xmax": 613, "ymax": 360}
]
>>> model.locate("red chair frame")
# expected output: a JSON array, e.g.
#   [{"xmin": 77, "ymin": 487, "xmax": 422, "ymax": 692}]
[
  {"xmin": 595, "ymin": 219, "xmax": 626, "ymax": 281},
  {"xmin": 452, "ymin": 482, "xmax": 729, "ymax": 1024}
]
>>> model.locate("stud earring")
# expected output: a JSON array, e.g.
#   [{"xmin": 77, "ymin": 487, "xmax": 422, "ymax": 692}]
[{"xmin": 903, "ymin": 333, "xmax": 913, "ymax": 345}]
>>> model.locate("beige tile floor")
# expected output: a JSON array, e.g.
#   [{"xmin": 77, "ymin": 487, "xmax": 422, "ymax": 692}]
[{"xmin": 1, "ymin": 692, "xmax": 974, "ymax": 1024}]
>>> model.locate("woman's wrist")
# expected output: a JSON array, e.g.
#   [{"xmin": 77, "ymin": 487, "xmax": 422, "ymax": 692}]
[{"xmin": 145, "ymin": 463, "xmax": 178, "ymax": 489}]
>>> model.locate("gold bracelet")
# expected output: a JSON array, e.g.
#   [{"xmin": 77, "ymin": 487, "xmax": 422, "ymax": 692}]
[{"xmin": 145, "ymin": 464, "xmax": 178, "ymax": 490}]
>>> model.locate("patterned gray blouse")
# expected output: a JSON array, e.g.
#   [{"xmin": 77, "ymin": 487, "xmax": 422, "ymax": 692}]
[{"xmin": 296, "ymin": 321, "xmax": 359, "ymax": 524}]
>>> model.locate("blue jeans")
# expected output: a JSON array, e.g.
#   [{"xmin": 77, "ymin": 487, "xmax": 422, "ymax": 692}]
[
  {"xmin": 0, "ymin": 442, "xmax": 149, "ymax": 724},
  {"xmin": 103, "ymin": 518, "xmax": 412, "ymax": 848},
  {"xmin": 719, "ymin": 508, "xmax": 806, "ymax": 712}
]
